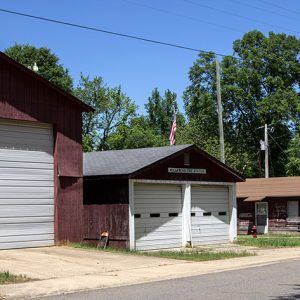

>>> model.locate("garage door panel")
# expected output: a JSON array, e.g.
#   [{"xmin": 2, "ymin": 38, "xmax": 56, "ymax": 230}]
[
  {"xmin": 135, "ymin": 228, "xmax": 181, "ymax": 237},
  {"xmin": 192, "ymin": 223, "xmax": 229, "ymax": 235},
  {"xmin": 192, "ymin": 218, "xmax": 229, "ymax": 226},
  {"xmin": 135, "ymin": 215, "xmax": 182, "ymax": 223},
  {"xmin": 135, "ymin": 240, "xmax": 181, "ymax": 251},
  {"xmin": 0, "ymin": 240, "xmax": 54, "ymax": 250},
  {"xmin": 192, "ymin": 185, "xmax": 228, "ymax": 192},
  {"xmin": 0, "ymin": 205, "xmax": 54, "ymax": 218},
  {"xmin": 0, "ymin": 222, "xmax": 54, "ymax": 237},
  {"xmin": 135, "ymin": 221, "xmax": 182, "ymax": 232},
  {"xmin": 0, "ymin": 216, "xmax": 54, "ymax": 224},
  {"xmin": 191, "ymin": 185, "xmax": 230, "ymax": 246},
  {"xmin": 135, "ymin": 202, "xmax": 182, "ymax": 207},
  {"xmin": 0, "ymin": 171, "xmax": 53, "ymax": 181},
  {"xmin": 134, "ymin": 208, "xmax": 181, "ymax": 214},
  {"xmin": 134, "ymin": 197, "xmax": 182, "ymax": 204},
  {"xmin": 0, "ymin": 235, "xmax": 54, "ymax": 250},
  {"xmin": 0, "ymin": 198, "xmax": 53, "ymax": 205},
  {"xmin": 0, "ymin": 132, "xmax": 53, "ymax": 147},
  {"xmin": 191, "ymin": 236, "xmax": 229, "ymax": 245},
  {"xmin": 0, "ymin": 149, "xmax": 53, "ymax": 163},
  {"xmin": 0, "ymin": 120, "xmax": 54, "ymax": 250},
  {"xmin": 135, "ymin": 231, "xmax": 182, "ymax": 241},
  {"xmin": 191, "ymin": 204, "xmax": 229, "ymax": 211},
  {"xmin": 0, "ymin": 161, "xmax": 53, "ymax": 171},
  {"xmin": 0, "ymin": 186, "xmax": 53, "ymax": 199},
  {"xmin": 0, "ymin": 180, "xmax": 54, "ymax": 187},
  {"xmin": 134, "ymin": 183, "xmax": 182, "ymax": 250}
]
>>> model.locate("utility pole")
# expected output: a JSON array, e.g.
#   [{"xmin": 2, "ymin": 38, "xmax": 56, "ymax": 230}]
[
  {"xmin": 215, "ymin": 58, "xmax": 225, "ymax": 164},
  {"xmin": 259, "ymin": 124, "xmax": 269, "ymax": 178},
  {"xmin": 264, "ymin": 123, "xmax": 269, "ymax": 178}
]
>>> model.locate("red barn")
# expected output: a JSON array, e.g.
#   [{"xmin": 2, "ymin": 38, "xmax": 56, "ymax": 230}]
[{"xmin": 0, "ymin": 52, "xmax": 92, "ymax": 249}]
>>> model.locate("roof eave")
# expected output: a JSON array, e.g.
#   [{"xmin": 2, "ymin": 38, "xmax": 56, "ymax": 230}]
[{"xmin": 0, "ymin": 52, "xmax": 94, "ymax": 113}]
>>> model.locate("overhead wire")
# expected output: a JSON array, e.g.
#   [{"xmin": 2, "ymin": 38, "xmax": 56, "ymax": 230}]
[
  {"xmin": 257, "ymin": 0, "xmax": 300, "ymax": 16},
  {"xmin": 120, "ymin": 0, "xmax": 240, "ymax": 33},
  {"xmin": 268, "ymin": 132, "xmax": 288, "ymax": 157},
  {"xmin": 0, "ymin": 7, "xmax": 230, "ymax": 57},
  {"xmin": 183, "ymin": 0, "xmax": 300, "ymax": 35},
  {"xmin": 228, "ymin": 0, "xmax": 299, "ymax": 22}
]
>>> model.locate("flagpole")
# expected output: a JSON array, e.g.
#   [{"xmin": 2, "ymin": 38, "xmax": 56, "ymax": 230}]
[{"xmin": 216, "ymin": 58, "xmax": 225, "ymax": 163}]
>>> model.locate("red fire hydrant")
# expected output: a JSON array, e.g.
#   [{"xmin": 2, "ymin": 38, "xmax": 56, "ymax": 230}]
[{"xmin": 251, "ymin": 225, "xmax": 257, "ymax": 238}]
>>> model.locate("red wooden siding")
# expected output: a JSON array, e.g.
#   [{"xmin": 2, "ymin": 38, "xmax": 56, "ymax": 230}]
[
  {"xmin": 84, "ymin": 204, "xmax": 129, "ymax": 247},
  {"xmin": 237, "ymin": 198, "xmax": 300, "ymax": 233},
  {"xmin": 83, "ymin": 179, "xmax": 129, "ymax": 246},
  {"xmin": 133, "ymin": 148, "xmax": 239, "ymax": 182},
  {"xmin": 0, "ymin": 55, "xmax": 85, "ymax": 243},
  {"xmin": 237, "ymin": 199, "xmax": 255, "ymax": 234}
]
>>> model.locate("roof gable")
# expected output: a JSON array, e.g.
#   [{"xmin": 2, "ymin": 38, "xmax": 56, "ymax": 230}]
[
  {"xmin": 83, "ymin": 144, "xmax": 244, "ymax": 182},
  {"xmin": 0, "ymin": 52, "xmax": 93, "ymax": 112},
  {"xmin": 84, "ymin": 144, "xmax": 193, "ymax": 176}
]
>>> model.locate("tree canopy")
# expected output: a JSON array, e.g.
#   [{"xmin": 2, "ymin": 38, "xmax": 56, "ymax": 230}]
[
  {"xmin": 5, "ymin": 32, "xmax": 299, "ymax": 178},
  {"xmin": 4, "ymin": 44, "xmax": 73, "ymax": 92},
  {"xmin": 183, "ymin": 31, "xmax": 300, "ymax": 177},
  {"xmin": 74, "ymin": 74, "xmax": 137, "ymax": 151}
]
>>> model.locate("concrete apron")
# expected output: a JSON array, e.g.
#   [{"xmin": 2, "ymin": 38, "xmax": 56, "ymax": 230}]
[{"xmin": 0, "ymin": 246, "xmax": 300, "ymax": 299}]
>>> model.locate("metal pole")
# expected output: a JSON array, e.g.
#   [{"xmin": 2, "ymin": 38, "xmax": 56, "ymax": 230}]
[
  {"xmin": 215, "ymin": 58, "xmax": 225, "ymax": 163},
  {"xmin": 264, "ymin": 124, "xmax": 269, "ymax": 178}
]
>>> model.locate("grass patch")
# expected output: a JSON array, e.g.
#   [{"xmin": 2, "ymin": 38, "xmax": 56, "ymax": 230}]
[
  {"xmin": 237, "ymin": 234, "xmax": 300, "ymax": 248},
  {"xmin": 71, "ymin": 242, "xmax": 254, "ymax": 261},
  {"xmin": 0, "ymin": 271, "xmax": 29, "ymax": 285},
  {"xmin": 139, "ymin": 250, "xmax": 253, "ymax": 261},
  {"xmin": 72, "ymin": 242, "xmax": 134, "ymax": 254}
]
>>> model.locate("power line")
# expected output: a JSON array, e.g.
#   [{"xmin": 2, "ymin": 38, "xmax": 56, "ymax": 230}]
[
  {"xmin": 0, "ymin": 7, "xmax": 229, "ymax": 57},
  {"xmin": 257, "ymin": 0, "xmax": 300, "ymax": 16},
  {"xmin": 228, "ymin": 0, "xmax": 299, "ymax": 22},
  {"xmin": 120, "ymin": 0, "xmax": 240, "ymax": 33},
  {"xmin": 184, "ymin": 0, "xmax": 300, "ymax": 35},
  {"xmin": 268, "ymin": 132, "xmax": 288, "ymax": 157}
]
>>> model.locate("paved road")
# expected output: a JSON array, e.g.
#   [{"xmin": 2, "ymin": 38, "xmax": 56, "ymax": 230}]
[{"xmin": 38, "ymin": 259, "xmax": 300, "ymax": 300}]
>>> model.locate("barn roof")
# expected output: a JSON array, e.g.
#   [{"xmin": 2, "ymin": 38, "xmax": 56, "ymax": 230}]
[
  {"xmin": 237, "ymin": 177, "xmax": 300, "ymax": 201},
  {"xmin": 83, "ymin": 144, "xmax": 244, "ymax": 181},
  {"xmin": 0, "ymin": 52, "xmax": 93, "ymax": 112}
]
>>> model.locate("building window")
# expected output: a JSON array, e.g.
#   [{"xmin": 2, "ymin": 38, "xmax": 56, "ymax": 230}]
[
  {"xmin": 184, "ymin": 153, "xmax": 190, "ymax": 166},
  {"xmin": 287, "ymin": 201, "xmax": 299, "ymax": 218}
]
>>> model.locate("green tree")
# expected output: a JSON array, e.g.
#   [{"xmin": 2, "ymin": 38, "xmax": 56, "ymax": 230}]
[
  {"xmin": 4, "ymin": 44, "xmax": 73, "ymax": 92},
  {"xmin": 145, "ymin": 88, "xmax": 185, "ymax": 137},
  {"xmin": 74, "ymin": 75, "xmax": 137, "ymax": 151},
  {"xmin": 183, "ymin": 31, "xmax": 300, "ymax": 177},
  {"xmin": 286, "ymin": 134, "xmax": 300, "ymax": 176},
  {"xmin": 108, "ymin": 117, "xmax": 167, "ymax": 149}
]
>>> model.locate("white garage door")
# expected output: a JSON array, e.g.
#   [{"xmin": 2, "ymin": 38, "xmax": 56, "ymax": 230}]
[
  {"xmin": 191, "ymin": 185, "xmax": 230, "ymax": 245},
  {"xmin": 134, "ymin": 183, "xmax": 182, "ymax": 250},
  {"xmin": 0, "ymin": 120, "xmax": 54, "ymax": 249}
]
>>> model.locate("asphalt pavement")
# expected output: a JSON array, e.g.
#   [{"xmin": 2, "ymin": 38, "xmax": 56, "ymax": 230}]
[
  {"xmin": 37, "ymin": 259, "xmax": 300, "ymax": 300},
  {"xmin": 1, "ymin": 246, "xmax": 300, "ymax": 299}
]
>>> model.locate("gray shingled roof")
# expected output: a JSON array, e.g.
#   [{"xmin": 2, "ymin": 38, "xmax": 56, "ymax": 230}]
[{"xmin": 83, "ymin": 144, "xmax": 193, "ymax": 177}]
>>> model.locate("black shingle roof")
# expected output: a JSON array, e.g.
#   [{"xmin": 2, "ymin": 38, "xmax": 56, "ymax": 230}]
[{"xmin": 83, "ymin": 144, "xmax": 193, "ymax": 177}]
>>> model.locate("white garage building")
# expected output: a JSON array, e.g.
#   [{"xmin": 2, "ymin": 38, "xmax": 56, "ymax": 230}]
[{"xmin": 83, "ymin": 145, "xmax": 244, "ymax": 250}]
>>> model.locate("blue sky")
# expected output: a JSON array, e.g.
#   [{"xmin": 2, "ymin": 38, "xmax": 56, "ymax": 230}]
[{"xmin": 0, "ymin": 0, "xmax": 299, "ymax": 114}]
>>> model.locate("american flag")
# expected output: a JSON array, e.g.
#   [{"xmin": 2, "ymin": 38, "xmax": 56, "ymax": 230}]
[{"xmin": 169, "ymin": 111, "xmax": 176, "ymax": 145}]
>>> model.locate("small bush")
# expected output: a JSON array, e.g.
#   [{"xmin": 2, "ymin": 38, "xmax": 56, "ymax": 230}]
[{"xmin": 0, "ymin": 271, "xmax": 29, "ymax": 285}]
